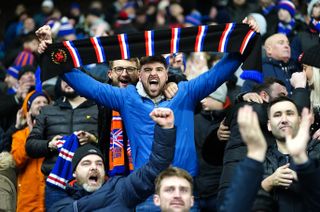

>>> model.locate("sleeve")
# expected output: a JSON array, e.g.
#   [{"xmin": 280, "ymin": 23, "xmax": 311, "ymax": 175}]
[
  {"xmin": 219, "ymin": 157, "xmax": 264, "ymax": 212},
  {"xmin": 0, "ymin": 95, "xmax": 20, "ymax": 116},
  {"xmin": 184, "ymin": 53, "xmax": 242, "ymax": 106},
  {"xmin": 25, "ymin": 110, "xmax": 52, "ymax": 158},
  {"xmin": 73, "ymin": 125, "xmax": 176, "ymax": 210},
  {"xmin": 117, "ymin": 125, "xmax": 177, "ymax": 207},
  {"xmin": 291, "ymin": 88, "xmax": 310, "ymax": 113},
  {"xmin": 295, "ymin": 159, "xmax": 320, "ymax": 211},
  {"xmin": 11, "ymin": 130, "xmax": 28, "ymax": 168},
  {"xmin": 62, "ymin": 69, "xmax": 125, "ymax": 111}
]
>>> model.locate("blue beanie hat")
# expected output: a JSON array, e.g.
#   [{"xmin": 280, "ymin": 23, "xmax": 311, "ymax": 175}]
[
  {"xmin": 57, "ymin": 17, "xmax": 76, "ymax": 38},
  {"xmin": 27, "ymin": 91, "xmax": 50, "ymax": 111},
  {"xmin": 278, "ymin": 0, "xmax": 296, "ymax": 17},
  {"xmin": 185, "ymin": 11, "xmax": 202, "ymax": 26},
  {"xmin": 6, "ymin": 66, "xmax": 21, "ymax": 79}
]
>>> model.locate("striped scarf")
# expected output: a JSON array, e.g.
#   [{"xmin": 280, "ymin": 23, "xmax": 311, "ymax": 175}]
[
  {"xmin": 109, "ymin": 110, "xmax": 133, "ymax": 176},
  {"xmin": 46, "ymin": 134, "xmax": 79, "ymax": 189},
  {"xmin": 278, "ymin": 19, "xmax": 295, "ymax": 36},
  {"xmin": 310, "ymin": 18, "xmax": 320, "ymax": 33},
  {"xmin": 40, "ymin": 23, "xmax": 262, "ymax": 83}
]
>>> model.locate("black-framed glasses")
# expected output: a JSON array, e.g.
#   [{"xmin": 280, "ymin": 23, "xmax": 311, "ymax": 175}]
[{"xmin": 113, "ymin": 66, "xmax": 137, "ymax": 74}]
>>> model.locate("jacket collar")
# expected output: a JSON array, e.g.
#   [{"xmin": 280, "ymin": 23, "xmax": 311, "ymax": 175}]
[{"xmin": 136, "ymin": 81, "xmax": 165, "ymax": 104}]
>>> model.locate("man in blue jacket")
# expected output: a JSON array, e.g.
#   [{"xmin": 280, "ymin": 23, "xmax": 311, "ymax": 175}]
[{"xmin": 49, "ymin": 107, "xmax": 176, "ymax": 211}]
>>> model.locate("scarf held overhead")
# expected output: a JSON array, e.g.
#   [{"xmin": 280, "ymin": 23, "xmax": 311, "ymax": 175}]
[{"xmin": 40, "ymin": 23, "xmax": 262, "ymax": 83}]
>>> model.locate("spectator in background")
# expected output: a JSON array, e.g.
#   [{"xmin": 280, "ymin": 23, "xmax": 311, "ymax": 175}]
[
  {"xmin": 13, "ymin": 34, "xmax": 39, "ymax": 67},
  {"xmin": 0, "ymin": 65, "xmax": 35, "ymax": 132},
  {"xmin": 34, "ymin": 0, "xmax": 55, "ymax": 27},
  {"xmin": 227, "ymin": 0, "xmax": 258, "ymax": 23},
  {"xmin": 11, "ymin": 90, "xmax": 50, "ymax": 212},
  {"xmin": 256, "ymin": 0, "xmax": 278, "ymax": 41},
  {"xmin": 25, "ymin": 78, "xmax": 98, "ymax": 209},
  {"xmin": 242, "ymin": 33, "xmax": 299, "ymax": 94},
  {"xmin": 299, "ymin": 44, "xmax": 320, "ymax": 139},
  {"xmin": 0, "ymin": 152, "xmax": 16, "ymax": 212}
]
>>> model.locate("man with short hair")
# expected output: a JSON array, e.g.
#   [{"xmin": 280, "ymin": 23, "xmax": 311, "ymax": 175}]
[
  {"xmin": 153, "ymin": 167, "xmax": 194, "ymax": 212},
  {"xmin": 49, "ymin": 107, "xmax": 177, "ymax": 211},
  {"xmin": 253, "ymin": 96, "xmax": 320, "ymax": 211}
]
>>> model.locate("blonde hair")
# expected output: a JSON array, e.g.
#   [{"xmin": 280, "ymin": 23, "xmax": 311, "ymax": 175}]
[
  {"xmin": 0, "ymin": 152, "xmax": 15, "ymax": 170},
  {"xmin": 310, "ymin": 66, "xmax": 320, "ymax": 108}
]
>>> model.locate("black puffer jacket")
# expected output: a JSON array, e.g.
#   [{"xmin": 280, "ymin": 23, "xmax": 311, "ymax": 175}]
[{"xmin": 26, "ymin": 97, "xmax": 98, "ymax": 176}]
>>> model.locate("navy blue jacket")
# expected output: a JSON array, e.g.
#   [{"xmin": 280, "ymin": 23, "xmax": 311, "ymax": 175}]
[{"xmin": 49, "ymin": 125, "xmax": 176, "ymax": 212}]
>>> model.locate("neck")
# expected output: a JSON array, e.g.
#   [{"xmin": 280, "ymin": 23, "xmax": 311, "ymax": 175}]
[
  {"xmin": 276, "ymin": 140, "xmax": 289, "ymax": 154},
  {"xmin": 67, "ymin": 96, "xmax": 87, "ymax": 109}
]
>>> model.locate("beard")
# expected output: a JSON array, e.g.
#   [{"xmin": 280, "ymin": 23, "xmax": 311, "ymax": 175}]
[{"xmin": 60, "ymin": 90, "xmax": 79, "ymax": 99}]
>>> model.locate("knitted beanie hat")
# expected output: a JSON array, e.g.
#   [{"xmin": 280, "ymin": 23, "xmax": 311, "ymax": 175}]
[
  {"xmin": 299, "ymin": 44, "xmax": 320, "ymax": 69},
  {"xmin": 185, "ymin": 11, "xmax": 202, "ymax": 26},
  {"xmin": 57, "ymin": 17, "xmax": 76, "ymax": 38},
  {"xmin": 22, "ymin": 90, "xmax": 50, "ymax": 116},
  {"xmin": 6, "ymin": 66, "xmax": 21, "ymax": 79},
  {"xmin": 72, "ymin": 143, "xmax": 104, "ymax": 172},
  {"xmin": 278, "ymin": 0, "xmax": 296, "ymax": 17}
]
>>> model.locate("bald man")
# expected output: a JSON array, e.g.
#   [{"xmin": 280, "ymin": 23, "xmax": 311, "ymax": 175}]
[{"xmin": 242, "ymin": 33, "xmax": 299, "ymax": 94}]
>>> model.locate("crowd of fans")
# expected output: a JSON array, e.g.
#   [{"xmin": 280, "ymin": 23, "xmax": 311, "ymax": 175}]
[{"xmin": 1, "ymin": 0, "xmax": 320, "ymax": 211}]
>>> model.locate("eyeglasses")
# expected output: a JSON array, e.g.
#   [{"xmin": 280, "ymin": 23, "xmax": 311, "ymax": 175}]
[{"xmin": 113, "ymin": 66, "xmax": 137, "ymax": 74}]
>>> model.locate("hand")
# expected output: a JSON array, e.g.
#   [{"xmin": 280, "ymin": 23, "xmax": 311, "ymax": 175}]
[
  {"xmin": 242, "ymin": 17, "xmax": 260, "ymax": 33},
  {"xmin": 163, "ymin": 82, "xmax": 178, "ymax": 100},
  {"xmin": 201, "ymin": 97, "xmax": 223, "ymax": 111},
  {"xmin": 242, "ymin": 92, "xmax": 263, "ymax": 104},
  {"xmin": 149, "ymin": 108, "xmax": 174, "ymax": 129},
  {"xmin": 15, "ymin": 81, "xmax": 33, "ymax": 100},
  {"xmin": 48, "ymin": 135, "xmax": 63, "ymax": 150},
  {"xmin": 15, "ymin": 109, "xmax": 27, "ymax": 130},
  {"xmin": 312, "ymin": 128, "xmax": 320, "ymax": 140},
  {"xmin": 237, "ymin": 105, "xmax": 267, "ymax": 162},
  {"xmin": 35, "ymin": 25, "xmax": 53, "ymax": 54},
  {"xmin": 286, "ymin": 108, "xmax": 313, "ymax": 164},
  {"xmin": 290, "ymin": 72, "xmax": 307, "ymax": 88},
  {"xmin": 217, "ymin": 119, "xmax": 230, "ymax": 141},
  {"xmin": 272, "ymin": 164, "xmax": 297, "ymax": 186},
  {"xmin": 74, "ymin": 131, "xmax": 98, "ymax": 145},
  {"xmin": 26, "ymin": 112, "xmax": 36, "ymax": 131}
]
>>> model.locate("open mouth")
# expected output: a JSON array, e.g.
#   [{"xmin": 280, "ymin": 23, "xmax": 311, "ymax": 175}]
[{"xmin": 88, "ymin": 174, "xmax": 99, "ymax": 184}]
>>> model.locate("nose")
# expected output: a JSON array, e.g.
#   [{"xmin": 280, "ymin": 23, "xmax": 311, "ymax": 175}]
[
  {"xmin": 280, "ymin": 114, "xmax": 288, "ymax": 123},
  {"xmin": 121, "ymin": 69, "xmax": 129, "ymax": 76}
]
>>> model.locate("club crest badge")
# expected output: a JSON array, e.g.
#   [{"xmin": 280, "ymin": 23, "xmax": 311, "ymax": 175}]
[{"xmin": 51, "ymin": 49, "xmax": 67, "ymax": 64}]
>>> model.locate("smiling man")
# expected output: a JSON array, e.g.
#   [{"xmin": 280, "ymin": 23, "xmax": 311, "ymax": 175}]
[{"xmin": 253, "ymin": 96, "xmax": 320, "ymax": 212}]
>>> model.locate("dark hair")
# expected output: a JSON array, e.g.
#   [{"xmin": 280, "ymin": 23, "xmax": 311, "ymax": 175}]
[
  {"xmin": 140, "ymin": 55, "xmax": 168, "ymax": 69},
  {"xmin": 267, "ymin": 96, "xmax": 299, "ymax": 117},
  {"xmin": 252, "ymin": 77, "xmax": 286, "ymax": 94}
]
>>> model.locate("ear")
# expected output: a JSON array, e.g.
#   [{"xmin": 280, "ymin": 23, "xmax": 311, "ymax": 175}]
[
  {"xmin": 264, "ymin": 45, "xmax": 272, "ymax": 57},
  {"xmin": 153, "ymin": 194, "xmax": 161, "ymax": 207},
  {"xmin": 267, "ymin": 120, "xmax": 271, "ymax": 132},
  {"xmin": 260, "ymin": 91, "xmax": 269, "ymax": 102},
  {"xmin": 190, "ymin": 195, "xmax": 194, "ymax": 207},
  {"xmin": 107, "ymin": 70, "xmax": 112, "ymax": 79}
]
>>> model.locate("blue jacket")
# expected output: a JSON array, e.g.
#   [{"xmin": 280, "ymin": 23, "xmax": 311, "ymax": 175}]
[
  {"xmin": 63, "ymin": 53, "xmax": 242, "ymax": 176},
  {"xmin": 241, "ymin": 57, "xmax": 298, "ymax": 94},
  {"xmin": 49, "ymin": 125, "xmax": 176, "ymax": 212}
]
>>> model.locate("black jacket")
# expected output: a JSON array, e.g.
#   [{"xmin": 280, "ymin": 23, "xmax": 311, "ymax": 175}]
[
  {"xmin": 253, "ymin": 139, "xmax": 320, "ymax": 212},
  {"xmin": 26, "ymin": 97, "xmax": 98, "ymax": 176}
]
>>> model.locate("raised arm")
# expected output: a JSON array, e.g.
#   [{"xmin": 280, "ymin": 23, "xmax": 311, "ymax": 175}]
[{"xmin": 220, "ymin": 105, "xmax": 267, "ymax": 212}]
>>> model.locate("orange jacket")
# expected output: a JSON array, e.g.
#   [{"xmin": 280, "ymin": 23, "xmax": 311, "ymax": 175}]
[{"xmin": 11, "ymin": 127, "xmax": 45, "ymax": 212}]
